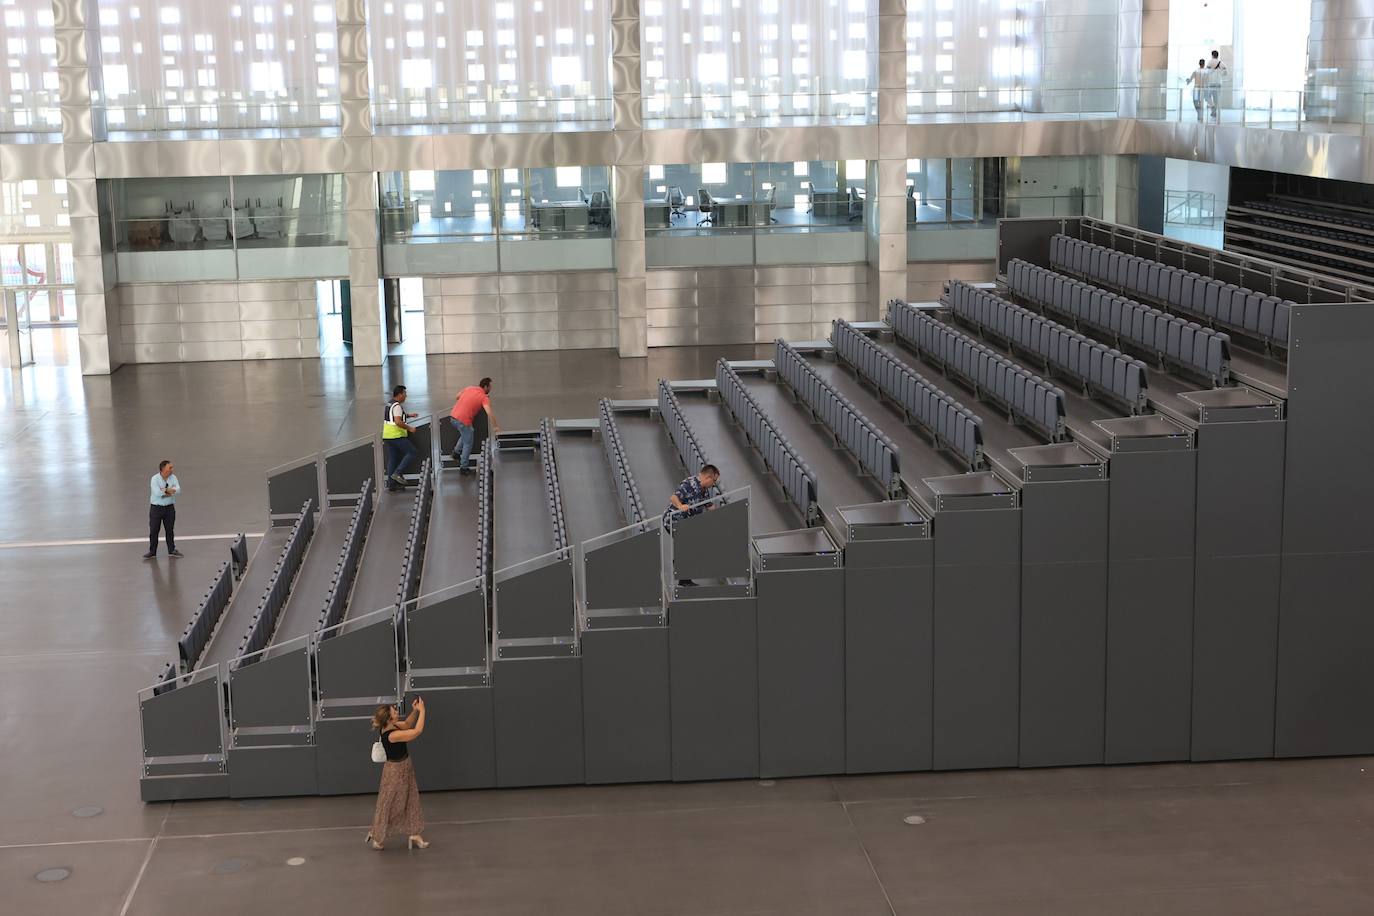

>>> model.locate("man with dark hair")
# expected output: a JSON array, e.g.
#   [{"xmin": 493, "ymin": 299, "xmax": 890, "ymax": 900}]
[
  {"xmin": 450, "ymin": 377, "xmax": 501, "ymax": 474},
  {"xmin": 382, "ymin": 385, "xmax": 419, "ymax": 492},
  {"xmin": 144, "ymin": 459, "xmax": 183, "ymax": 560},
  {"xmin": 665, "ymin": 464, "xmax": 721, "ymax": 586},
  {"xmin": 1206, "ymin": 49, "xmax": 1227, "ymax": 122}
]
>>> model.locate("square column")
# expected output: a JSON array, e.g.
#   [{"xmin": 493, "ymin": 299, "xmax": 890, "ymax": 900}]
[
  {"xmin": 867, "ymin": 0, "xmax": 908, "ymax": 318},
  {"xmin": 54, "ymin": 0, "xmax": 121, "ymax": 374},
  {"xmin": 336, "ymin": 0, "xmax": 384, "ymax": 365},
  {"xmin": 611, "ymin": 0, "xmax": 646, "ymax": 357},
  {"xmin": 1118, "ymin": 0, "xmax": 1169, "ymax": 118}
]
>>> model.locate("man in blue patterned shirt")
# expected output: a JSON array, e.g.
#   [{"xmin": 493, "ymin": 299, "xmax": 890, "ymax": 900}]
[{"xmin": 664, "ymin": 464, "xmax": 721, "ymax": 526}]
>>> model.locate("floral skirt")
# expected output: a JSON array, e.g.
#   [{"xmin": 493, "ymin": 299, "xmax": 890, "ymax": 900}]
[{"xmin": 370, "ymin": 757, "xmax": 424, "ymax": 842}]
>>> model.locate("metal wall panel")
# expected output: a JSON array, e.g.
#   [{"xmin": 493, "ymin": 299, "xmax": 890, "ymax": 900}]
[
  {"xmin": 1191, "ymin": 420, "xmax": 1285, "ymax": 762},
  {"xmin": 669, "ymin": 597, "xmax": 759, "ymax": 781},
  {"xmin": 931, "ymin": 507, "xmax": 1021, "ymax": 770},
  {"xmin": 756, "ymin": 566, "xmax": 845, "ymax": 778},
  {"xmin": 1019, "ymin": 479, "xmax": 1109, "ymax": 768},
  {"xmin": 493, "ymin": 657, "xmax": 585, "ymax": 787},
  {"xmin": 1104, "ymin": 449, "xmax": 1197, "ymax": 764},
  {"xmin": 411, "ymin": 687, "xmax": 497, "ymax": 791},
  {"xmin": 845, "ymin": 538, "xmax": 934, "ymax": 774},
  {"xmin": 581, "ymin": 627, "xmax": 672, "ymax": 784},
  {"xmin": 1276, "ymin": 303, "xmax": 1374, "ymax": 757}
]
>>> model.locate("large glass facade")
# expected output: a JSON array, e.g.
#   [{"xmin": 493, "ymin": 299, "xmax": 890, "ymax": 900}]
[
  {"xmin": 367, "ymin": 0, "xmax": 611, "ymax": 126},
  {"xmin": 0, "ymin": 0, "xmax": 60, "ymax": 133},
  {"xmin": 95, "ymin": 0, "xmax": 341, "ymax": 132},
  {"xmin": 110, "ymin": 175, "xmax": 346, "ymax": 281},
  {"xmin": 0, "ymin": 179, "xmax": 73, "ymax": 324},
  {"xmin": 645, "ymin": 161, "xmax": 867, "ymax": 266},
  {"xmin": 641, "ymin": 0, "xmax": 871, "ymax": 124}
]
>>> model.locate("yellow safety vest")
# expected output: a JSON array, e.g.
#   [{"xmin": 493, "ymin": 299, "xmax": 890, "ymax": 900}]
[{"xmin": 382, "ymin": 401, "xmax": 408, "ymax": 439}]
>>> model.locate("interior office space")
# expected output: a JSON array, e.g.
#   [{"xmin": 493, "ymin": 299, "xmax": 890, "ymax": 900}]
[{"xmin": 6, "ymin": 1, "xmax": 1374, "ymax": 914}]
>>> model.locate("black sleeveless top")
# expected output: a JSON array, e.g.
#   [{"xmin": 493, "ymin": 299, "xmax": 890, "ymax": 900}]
[{"xmin": 381, "ymin": 729, "xmax": 408, "ymax": 761}]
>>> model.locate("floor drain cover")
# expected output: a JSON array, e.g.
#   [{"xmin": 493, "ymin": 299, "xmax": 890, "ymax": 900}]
[
  {"xmin": 213, "ymin": 858, "xmax": 250, "ymax": 875},
  {"xmin": 286, "ymin": 857, "xmax": 306, "ymax": 866},
  {"xmin": 36, "ymin": 868, "xmax": 71, "ymax": 882},
  {"xmin": 903, "ymin": 814, "xmax": 927, "ymax": 826},
  {"xmin": 71, "ymin": 806, "xmax": 103, "ymax": 818}
]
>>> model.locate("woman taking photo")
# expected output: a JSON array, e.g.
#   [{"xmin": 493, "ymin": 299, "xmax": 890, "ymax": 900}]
[{"xmin": 366, "ymin": 697, "xmax": 429, "ymax": 850}]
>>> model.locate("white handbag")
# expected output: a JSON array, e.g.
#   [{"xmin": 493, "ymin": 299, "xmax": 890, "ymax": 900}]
[{"xmin": 371, "ymin": 740, "xmax": 386, "ymax": 763}]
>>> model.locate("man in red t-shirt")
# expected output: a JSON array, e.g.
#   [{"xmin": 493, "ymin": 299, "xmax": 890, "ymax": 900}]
[{"xmin": 450, "ymin": 377, "xmax": 500, "ymax": 472}]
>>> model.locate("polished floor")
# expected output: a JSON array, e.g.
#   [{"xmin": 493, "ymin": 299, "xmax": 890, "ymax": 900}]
[{"xmin": 4, "ymin": 346, "xmax": 1374, "ymax": 915}]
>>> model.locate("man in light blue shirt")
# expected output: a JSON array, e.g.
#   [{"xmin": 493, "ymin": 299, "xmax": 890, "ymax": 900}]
[{"xmin": 144, "ymin": 460, "xmax": 184, "ymax": 560}]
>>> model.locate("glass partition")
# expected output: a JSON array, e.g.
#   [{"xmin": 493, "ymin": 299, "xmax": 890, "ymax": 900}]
[
  {"xmin": 497, "ymin": 166, "xmax": 613, "ymax": 271},
  {"xmin": 111, "ymin": 175, "xmax": 346, "ymax": 282},
  {"xmin": 645, "ymin": 161, "xmax": 867, "ymax": 267},
  {"xmin": 380, "ymin": 169, "xmax": 498, "ymax": 275}
]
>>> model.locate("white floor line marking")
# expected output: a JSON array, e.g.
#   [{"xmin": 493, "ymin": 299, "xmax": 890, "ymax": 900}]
[
  {"xmin": 0, "ymin": 837, "xmax": 153, "ymax": 851},
  {"xmin": 118, "ymin": 808, "xmax": 169, "ymax": 916},
  {"xmin": 0, "ymin": 533, "xmax": 263, "ymax": 550}
]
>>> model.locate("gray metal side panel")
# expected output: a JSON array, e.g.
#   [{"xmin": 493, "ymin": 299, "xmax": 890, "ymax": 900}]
[
  {"xmin": 411, "ymin": 687, "xmax": 496, "ymax": 790},
  {"xmin": 1276, "ymin": 304, "xmax": 1374, "ymax": 758},
  {"xmin": 845, "ymin": 539, "xmax": 934, "ymax": 774},
  {"xmin": 584, "ymin": 527, "xmax": 662, "ymax": 610},
  {"xmin": 408, "ymin": 586, "xmax": 487, "ymax": 670},
  {"xmin": 1019, "ymin": 478, "xmax": 1109, "ymax": 768},
  {"xmin": 672, "ymin": 497, "xmax": 751, "ymax": 581},
  {"xmin": 581, "ymin": 627, "xmax": 672, "ymax": 784},
  {"xmin": 494, "ymin": 558, "xmax": 575, "ymax": 640},
  {"xmin": 229, "ymin": 648, "xmax": 311, "ymax": 729},
  {"xmin": 326, "ymin": 441, "xmax": 376, "ymax": 497},
  {"xmin": 1192, "ymin": 420, "xmax": 1285, "ymax": 761},
  {"xmin": 228, "ymin": 746, "xmax": 318, "ymax": 798},
  {"xmin": 315, "ymin": 718, "xmax": 386, "ymax": 795},
  {"xmin": 493, "ymin": 656, "xmax": 585, "ymax": 787},
  {"xmin": 268, "ymin": 461, "xmax": 320, "ymax": 517},
  {"xmin": 756, "ymin": 567, "xmax": 845, "ymax": 777},
  {"xmin": 1105, "ymin": 449, "xmax": 1197, "ymax": 764},
  {"xmin": 669, "ymin": 597, "xmax": 759, "ymax": 781},
  {"xmin": 316, "ymin": 617, "xmax": 399, "ymax": 705},
  {"xmin": 932, "ymin": 508, "xmax": 1021, "ymax": 770},
  {"xmin": 141, "ymin": 677, "xmax": 224, "ymax": 759},
  {"xmin": 140, "ymin": 774, "xmax": 230, "ymax": 802}
]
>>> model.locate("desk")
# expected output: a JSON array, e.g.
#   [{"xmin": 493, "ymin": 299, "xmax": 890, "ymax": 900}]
[
  {"xmin": 645, "ymin": 203, "xmax": 671, "ymax": 229},
  {"xmin": 810, "ymin": 188, "xmax": 845, "ymax": 219},
  {"xmin": 530, "ymin": 201, "xmax": 590, "ymax": 231},
  {"xmin": 708, "ymin": 199, "xmax": 774, "ymax": 228}
]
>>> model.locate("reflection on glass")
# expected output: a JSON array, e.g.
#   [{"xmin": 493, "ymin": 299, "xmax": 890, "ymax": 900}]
[
  {"xmin": 501, "ymin": 166, "xmax": 613, "ymax": 240},
  {"xmin": 380, "ymin": 170, "xmax": 497, "ymax": 244},
  {"xmin": 643, "ymin": 161, "xmax": 867, "ymax": 233}
]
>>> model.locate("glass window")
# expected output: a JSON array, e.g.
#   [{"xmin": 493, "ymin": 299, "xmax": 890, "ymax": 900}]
[
  {"xmin": 96, "ymin": 0, "xmax": 341, "ymax": 131},
  {"xmin": 641, "ymin": 0, "xmax": 870, "ymax": 124},
  {"xmin": 645, "ymin": 160, "xmax": 867, "ymax": 267},
  {"xmin": 0, "ymin": 0, "xmax": 60, "ymax": 133},
  {"xmin": 379, "ymin": 169, "xmax": 499, "ymax": 275},
  {"xmin": 503, "ymin": 167, "xmax": 612, "ymax": 240},
  {"xmin": 367, "ymin": 0, "xmax": 611, "ymax": 126}
]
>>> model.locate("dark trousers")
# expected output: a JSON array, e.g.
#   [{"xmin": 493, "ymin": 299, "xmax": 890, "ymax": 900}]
[{"xmin": 149, "ymin": 504, "xmax": 176, "ymax": 553}]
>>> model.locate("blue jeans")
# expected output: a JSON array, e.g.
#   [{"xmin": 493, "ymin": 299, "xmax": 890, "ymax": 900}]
[
  {"xmin": 384, "ymin": 436, "xmax": 417, "ymax": 481},
  {"xmin": 451, "ymin": 418, "xmax": 475, "ymax": 468}
]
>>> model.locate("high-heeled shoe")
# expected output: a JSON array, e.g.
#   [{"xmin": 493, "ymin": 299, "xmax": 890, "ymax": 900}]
[
  {"xmin": 365, "ymin": 833, "xmax": 383, "ymax": 850},
  {"xmin": 407, "ymin": 835, "xmax": 430, "ymax": 850}
]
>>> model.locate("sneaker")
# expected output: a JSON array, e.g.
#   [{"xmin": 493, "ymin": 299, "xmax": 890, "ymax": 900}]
[
  {"xmin": 458, "ymin": 467, "xmax": 475, "ymax": 476},
  {"xmin": 169, "ymin": 549, "xmax": 185, "ymax": 559},
  {"xmin": 390, "ymin": 474, "xmax": 412, "ymax": 488},
  {"xmin": 142, "ymin": 551, "xmax": 156, "ymax": 560}
]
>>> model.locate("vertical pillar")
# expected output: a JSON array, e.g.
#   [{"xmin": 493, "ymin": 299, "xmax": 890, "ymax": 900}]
[
  {"xmin": 1118, "ymin": 0, "xmax": 1169, "ymax": 118},
  {"xmin": 337, "ymin": 0, "xmax": 384, "ymax": 365},
  {"xmin": 54, "ymin": 0, "xmax": 120, "ymax": 374},
  {"xmin": 611, "ymin": 0, "xmax": 646, "ymax": 357},
  {"xmin": 868, "ymin": 0, "xmax": 908, "ymax": 319}
]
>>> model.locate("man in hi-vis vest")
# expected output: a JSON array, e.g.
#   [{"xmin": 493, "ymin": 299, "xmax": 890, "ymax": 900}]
[{"xmin": 383, "ymin": 384, "xmax": 419, "ymax": 492}]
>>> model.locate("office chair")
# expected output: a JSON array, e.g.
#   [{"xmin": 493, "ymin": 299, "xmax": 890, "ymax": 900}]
[
  {"xmin": 761, "ymin": 186, "xmax": 778, "ymax": 224},
  {"xmin": 806, "ymin": 180, "xmax": 815, "ymax": 214},
  {"xmin": 697, "ymin": 188, "xmax": 715, "ymax": 226},
  {"xmin": 589, "ymin": 189, "xmax": 611, "ymax": 229},
  {"xmin": 848, "ymin": 186, "xmax": 865, "ymax": 222},
  {"xmin": 667, "ymin": 186, "xmax": 686, "ymax": 221}
]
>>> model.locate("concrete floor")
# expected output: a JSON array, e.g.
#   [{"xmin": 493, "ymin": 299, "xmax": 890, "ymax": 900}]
[{"xmin": 3, "ymin": 346, "xmax": 1374, "ymax": 915}]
